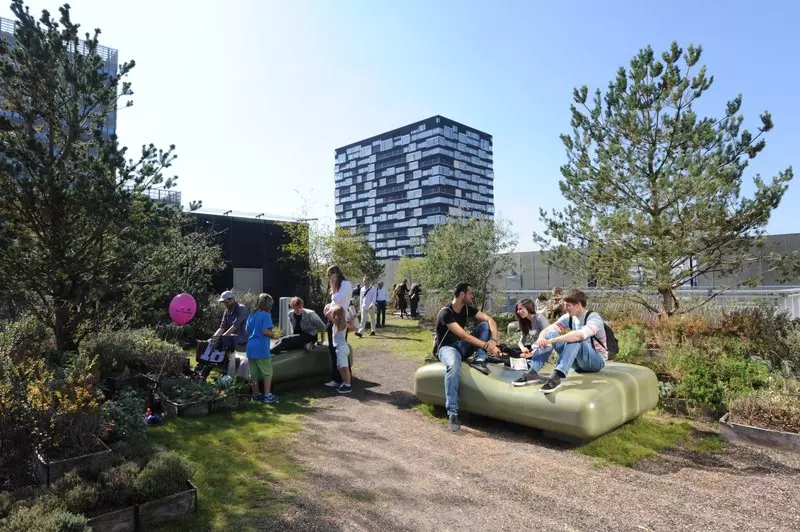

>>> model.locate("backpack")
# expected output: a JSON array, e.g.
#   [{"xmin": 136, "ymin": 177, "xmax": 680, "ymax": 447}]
[{"xmin": 576, "ymin": 311, "xmax": 619, "ymax": 360}]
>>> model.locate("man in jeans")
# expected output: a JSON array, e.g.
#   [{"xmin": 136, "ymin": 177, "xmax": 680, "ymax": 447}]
[
  {"xmin": 433, "ymin": 282, "xmax": 500, "ymax": 432},
  {"xmin": 513, "ymin": 288, "xmax": 607, "ymax": 393},
  {"xmin": 375, "ymin": 281, "xmax": 388, "ymax": 328}
]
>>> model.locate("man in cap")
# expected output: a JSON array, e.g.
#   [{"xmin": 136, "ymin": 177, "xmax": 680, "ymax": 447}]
[{"xmin": 209, "ymin": 290, "xmax": 250, "ymax": 375}]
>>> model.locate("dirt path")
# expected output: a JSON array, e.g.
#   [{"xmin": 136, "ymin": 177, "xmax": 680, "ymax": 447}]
[{"xmin": 264, "ymin": 338, "xmax": 800, "ymax": 531}]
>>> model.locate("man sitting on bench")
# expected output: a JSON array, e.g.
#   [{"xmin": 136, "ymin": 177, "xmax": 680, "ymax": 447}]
[
  {"xmin": 271, "ymin": 297, "xmax": 327, "ymax": 354},
  {"xmin": 512, "ymin": 288, "xmax": 607, "ymax": 393}
]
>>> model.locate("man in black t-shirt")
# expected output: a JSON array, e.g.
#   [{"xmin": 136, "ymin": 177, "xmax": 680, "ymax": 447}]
[{"xmin": 433, "ymin": 282, "xmax": 500, "ymax": 432}]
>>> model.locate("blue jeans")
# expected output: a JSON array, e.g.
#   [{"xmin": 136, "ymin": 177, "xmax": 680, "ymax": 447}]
[
  {"xmin": 528, "ymin": 329, "xmax": 605, "ymax": 377},
  {"xmin": 437, "ymin": 321, "xmax": 490, "ymax": 415}
]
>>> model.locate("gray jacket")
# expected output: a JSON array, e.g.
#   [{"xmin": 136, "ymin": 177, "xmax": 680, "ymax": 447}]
[{"xmin": 287, "ymin": 308, "xmax": 327, "ymax": 336}]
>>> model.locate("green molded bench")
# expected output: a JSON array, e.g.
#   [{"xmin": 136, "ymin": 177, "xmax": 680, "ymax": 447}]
[{"xmin": 414, "ymin": 361, "xmax": 659, "ymax": 439}]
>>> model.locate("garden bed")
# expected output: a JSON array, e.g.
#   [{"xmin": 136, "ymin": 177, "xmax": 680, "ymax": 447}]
[
  {"xmin": 136, "ymin": 480, "xmax": 197, "ymax": 529},
  {"xmin": 86, "ymin": 505, "xmax": 136, "ymax": 532},
  {"xmin": 159, "ymin": 394, "xmax": 211, "ymax": 418},
  {"xmin": 719, "ymin": 412, "xmax": 800, "ymax": 452},
  {"xmin": 35, "ymin": 437, "xmax": 113, "ymax": 486}
]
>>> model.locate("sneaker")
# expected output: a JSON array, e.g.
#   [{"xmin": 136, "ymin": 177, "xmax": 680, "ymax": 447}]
[
  {"xmin": 337, "ymin": 383, "xmax": 352, "ymax": 394},
  {"xmin": 262, "ymin": 393, "xmax": 279, "ymax": 404},
  {"xmin": 512, "ymin": 370, "xmax": 541, "ymax": 387},
  {"xmin": 369, "ymin": 331, "xmax": 376, "ymax": 336},
  {"xmin": 304, "ymin": 342, "xmax": 313, "ymax": 352},
  {"xmin": 448, "ymin": 413, "xmax": 461, "ymax": 432},
  {"xmin": 250, "ymin": 393, "xmax": 264, "ymax": 403},
  {"xmin": 355, "ymin": 331, "xmax": 363, "ymax": 338},
  {"xmin": 540, "ymin": 375, "xmax": 563, "ymax": 394},
  {"xmin": 323, "ymin": 380, "xmax": 339, "ymax": 388},
  {"xmin": 469, "ymin": 360, "xmax": 490, "ymax": 375}
]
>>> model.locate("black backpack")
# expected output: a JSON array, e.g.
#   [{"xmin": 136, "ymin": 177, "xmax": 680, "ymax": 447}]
[{"xmin": 576, "ymin": 311, "xmax": 619, "ymax": 360}]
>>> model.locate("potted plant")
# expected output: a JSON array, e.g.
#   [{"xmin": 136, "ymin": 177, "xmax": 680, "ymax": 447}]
[{"xmin": 720, "ymin": 391, "xmax": 800, "ymax": 452}]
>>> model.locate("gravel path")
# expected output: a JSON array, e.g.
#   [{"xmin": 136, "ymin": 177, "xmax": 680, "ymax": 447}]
[{"xmin": 264, "ymin": 340, "xmax": 800, "ymax": 532}]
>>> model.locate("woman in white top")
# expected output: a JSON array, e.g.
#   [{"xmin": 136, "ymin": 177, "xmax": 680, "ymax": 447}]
[{"xmin": 323, "ymin": 265, "xmax": 353, "ymax": 388}]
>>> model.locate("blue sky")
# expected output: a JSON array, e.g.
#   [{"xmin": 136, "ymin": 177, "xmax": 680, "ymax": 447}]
[{"xmin": 6, "ymin": 0, "xmax": 799, "ymax": 251}]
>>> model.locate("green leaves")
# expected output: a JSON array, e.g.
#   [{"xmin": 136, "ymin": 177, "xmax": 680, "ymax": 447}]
[{"xmin": 537, "ymin": 42, "xmax": 796, "ymax": 315}]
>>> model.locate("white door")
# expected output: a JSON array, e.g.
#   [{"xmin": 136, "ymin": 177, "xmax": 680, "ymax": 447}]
[{"xmin": 233, "ymin": 268, "xmax": 263, "ymax": 295}]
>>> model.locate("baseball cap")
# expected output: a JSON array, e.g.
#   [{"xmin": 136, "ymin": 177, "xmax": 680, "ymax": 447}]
[{"xmin": 217, "ymin": 290, "xmax": 235, "ymax": 302}]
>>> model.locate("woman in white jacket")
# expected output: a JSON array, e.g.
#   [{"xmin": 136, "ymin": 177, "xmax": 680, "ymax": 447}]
[{"xmin": 323, "ymin": 265, "xmax": 353, "ymax": 388}]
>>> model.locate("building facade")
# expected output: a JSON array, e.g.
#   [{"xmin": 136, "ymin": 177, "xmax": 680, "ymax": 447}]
[{"xmin": 334, "ymin": 115, "xmax": 494, "ymax": 259}]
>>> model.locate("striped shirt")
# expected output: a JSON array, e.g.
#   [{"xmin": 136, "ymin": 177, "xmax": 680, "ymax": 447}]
[{"xmin": 551, "ymin": 312, "xmax": 608, "ymax": 359}]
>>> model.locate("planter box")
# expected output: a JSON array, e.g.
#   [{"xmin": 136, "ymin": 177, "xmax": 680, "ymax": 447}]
[
  {"xmin": 136, "ymin": 481, "xmax": 197, "ymax": 530},
  {"xmin": 719, "ymin": 413, "xmax": 800, "ymax": 453},
  {"xmin": 87, "ymin": 506, "xmax": 136, "ymax": 532},
  {"xmin": 209, "ymin": 393, "xmax": 239, "ymax": 413},
  {"xmin": 159, "ymin": 394, "xmax": 210, "ymax": 418},
  {"xmin": 35, "ymin": 438, "xmax": 113, "ymax": 486}
]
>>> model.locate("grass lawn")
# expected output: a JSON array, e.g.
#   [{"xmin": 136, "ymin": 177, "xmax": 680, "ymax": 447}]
[
  {"xmin": 353, "ymin": 316, "xmax": 433, "ymax": 361},
  {"xmin": 148, "ymin": 391, "xmax": 318, "ymax": 531}
]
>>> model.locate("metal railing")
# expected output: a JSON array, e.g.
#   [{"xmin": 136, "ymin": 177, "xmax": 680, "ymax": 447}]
[{"xmin": 499, "ymin": 286, "xmax": 800, "ymax": 319}]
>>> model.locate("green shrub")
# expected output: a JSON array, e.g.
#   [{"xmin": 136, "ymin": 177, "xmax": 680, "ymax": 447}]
[
  {"xmin": 615, "ymin": 326, "xmax": 647, "ymax": 364},
  {"xmin": 492, "ymin": 312, "xmax": 516, "ymax": 335},
  {"xmin": 99, "ymin": 462, "xmax": 139, "ymax": 509},
  {"xmin": 103, "ymin": 390, "xmax": 147, "ymax": 442},
  {"xmin": 729, "ymin": 391, "xmax": 800, "ymax": 434},
  {"xmin": 0, "ymin": 502, "xmax": 89, "ymax": 532},
  {"xmin": 81, "ymin": 328, "xmax": 186, "ymax": 379},
  {"xmin": 109, "ymin": 438, "xmax": 159, "ymax": 468},
  {"xmin": 0, "ymin": 491, "xmax": 12, "ymax": 519},
  {"xmin": 133, "ymin": 452, "xmax": 190, "ymax": 502},
  {"xmin": 161, "ymin": 379, "xmax": 220, "ymax": 403},
  {"xmin": 0, "ymin": 313, "xmax": 58, "ymax": 365},
  {"xmin": 668, "ymin": 345, "xmax": 771, "ymax": 415},
  {"xmin": 718, "ymin": 307, "xmax": 798, "ymax": 373}
]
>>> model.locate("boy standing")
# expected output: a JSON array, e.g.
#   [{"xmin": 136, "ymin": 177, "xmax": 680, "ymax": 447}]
[{"xmin": 245, "ymin": 293, "xmax": 279, "ymax": 403}]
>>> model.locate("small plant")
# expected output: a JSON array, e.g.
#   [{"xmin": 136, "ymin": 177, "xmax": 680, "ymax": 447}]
[
  {"xmin": 728, "ymin": 391, "xmax": 800, "ymax": 434},
  {"xmin": 133, "ymin": 452, "xmax": 191, "ymax": 502},
  {"xmin": 0, "ymin": 502, "xmax": 89, "ymax": 532},
  {"xmin": 615, "ymin": 326, "xmax": 647, "ymax": 364},
  {"xmin": 0, "ymin": 491, "xmax": 12, "ymax": 519},
  {"xmin": 163, "ymin": 379, "xmax": 221, "ymax": 404},
  {"xmin": 99, "ymin": 462, "xmax": 140, "ymax": 509},
  {"xmin": 50, "ymin": 472, "xmax": 101, "ymax": 515},
  {"xmin": 103, "ymin": 390, "xmax": 147, "ymax": 442},
  {"xmin": 81, "ymin": 328, "xmax": 186, "ymax": 380}
]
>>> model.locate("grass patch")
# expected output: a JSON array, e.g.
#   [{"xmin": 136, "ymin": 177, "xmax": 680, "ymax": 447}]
[
  {"xmin": 412, "ymin": 402, "xmax": 447, "ymax": 424},
  {"xmin": 576, "ymin": 412, "xmax": 695, "ymax": 467},
  {"xmin": 149, "ymin": 391, "xmax": 316, "ymax": 531},
  {"xmin": 683, "ymin": 435, "xmax": 725, "ymax": 454},
  {"xmin": 352, "ymin": 317, "xmax": 432, "ymax": 361}
]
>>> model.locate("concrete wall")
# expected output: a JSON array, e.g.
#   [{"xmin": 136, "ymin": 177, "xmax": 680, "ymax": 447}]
[{"xmin": 376, "ymin": 232, "xmax": 800, "ymax": 294}]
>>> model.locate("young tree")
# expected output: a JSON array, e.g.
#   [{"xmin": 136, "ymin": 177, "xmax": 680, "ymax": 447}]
[
  {"xmin": 394, "ymin": 256, "xmax": 424, "ymax": 285},
  {"xmin": 536, "ymin": 42, "xmax": 797, "ymax": 315},
  {"xmin": 0, "ymin": 2, "xmax": 198, "ymax": 350},
  {"xmin": 420, "ymin": 217, "xmax": 517, "ymax": 310}
]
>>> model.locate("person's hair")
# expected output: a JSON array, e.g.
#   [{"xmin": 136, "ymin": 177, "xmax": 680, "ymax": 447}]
[
  {"xmin": 289, "ymin": 296, "xmax": 303, "ymax": 309},
  {"xmin": 537, "ymin": 292, "xmax": 549, "ymax": 302},
  {"xmin": 257, "ymin": 293, "xmax": 274, "ymax": 312},
  {"xmin": 552, "ymin": 286, "xmax": 564, "ymax": 296},
  {"xmin": 327, "ymin": 265, "xmax": 345, "ymax": 292},
  {"xmin": 453, "ymin": 282, "xmax": 471, "ymax": 298},
  {"xmin": 515, "ymin": 298, "xmax": 537, "ymax": 335},
  {"xmin": 378, "ymin": 281, "xmax": 384, "ymax": 287},
  {"xmin": 330, "ymin": 304, "xmax": 347, "ymax": 331},
  {"xmin": 563, "ymin": 288, "xmax": 587, "ymax": 307}
]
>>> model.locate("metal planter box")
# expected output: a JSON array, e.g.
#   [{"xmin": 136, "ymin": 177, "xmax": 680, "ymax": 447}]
[{"xmin": 719, "ymin": 412, "xmax": 800, "ymax": 453}]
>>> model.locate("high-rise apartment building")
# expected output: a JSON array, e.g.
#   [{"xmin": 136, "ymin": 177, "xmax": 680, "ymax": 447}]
[{"xmin": 334, "ymin": 115, "xmax": 494, "ymax": 259}]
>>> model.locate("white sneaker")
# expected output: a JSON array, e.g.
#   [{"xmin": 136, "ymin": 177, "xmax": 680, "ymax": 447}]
[{"xmin": 323, "ymin": 380, "xmax": 339, "ymax": 388}]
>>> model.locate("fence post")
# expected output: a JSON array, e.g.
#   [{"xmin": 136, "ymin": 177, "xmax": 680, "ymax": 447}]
[{"xmin": 279, "ymin": 297, "xmax": 291, "ymax": 334}]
